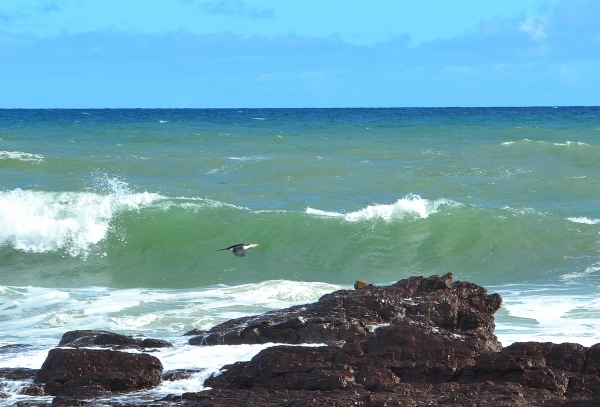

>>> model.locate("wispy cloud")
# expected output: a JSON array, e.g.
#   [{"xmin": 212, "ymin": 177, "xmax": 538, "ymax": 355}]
[
  {"xmin": 199, "ymin": 0, "xmax": 273, "ymax": 19},
  {"xmin": 2, "ymin": 0, "xmax": 600, "ymax": 107},
  {"xmin": 519, "ymin": 16, "xmax": 548, "ymax": 41}
]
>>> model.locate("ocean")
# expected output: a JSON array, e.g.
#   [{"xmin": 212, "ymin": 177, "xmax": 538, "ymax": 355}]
[{"xmin": 1, "ymin": 107, "xmax": 600, "ymax": 404}]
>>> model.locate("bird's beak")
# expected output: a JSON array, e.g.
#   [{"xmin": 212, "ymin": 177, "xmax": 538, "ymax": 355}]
[{"xmin": 256, "ymin": 244, "xmax": 260, "ymax": 247}]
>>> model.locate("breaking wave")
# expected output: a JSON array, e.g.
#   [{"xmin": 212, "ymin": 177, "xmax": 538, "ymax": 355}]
[{"xmin": 306, "ymin": 194, "xmax": 461, "ymax": 222}]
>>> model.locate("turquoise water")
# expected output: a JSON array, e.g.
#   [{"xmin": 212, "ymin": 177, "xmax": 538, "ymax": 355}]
[
  {"xmin": 1, "ymin": 108, "xmax": 600, "ymax": 403},
  {"xmin": 2, "ymin": 108, "xmax": 599, "ymax": 289}
]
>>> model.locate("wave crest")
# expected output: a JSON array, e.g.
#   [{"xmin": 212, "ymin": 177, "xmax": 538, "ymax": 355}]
[
  {"xmin": 0, "ymin": 151, "xmax": 44, "ymax": 162},
  {"xmin": 567, "ymin": 217, "xmax": 600, "ymax": 225},
  {"xmin": 306, "ymin": 194, "xmax": 461, "ymax": 222},
  {"xmin": 0, "ymin": 188, "xmax": 162, "ymax": 257}
]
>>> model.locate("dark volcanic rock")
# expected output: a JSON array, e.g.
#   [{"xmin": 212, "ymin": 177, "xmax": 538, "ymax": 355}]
[
  {"xmin": 0, "ymin": 344, "xmax": 33, "ymax": 353},
  {"xmin": 162, "ymin": 369, "xmax": 205, "ymax": 381},
  {"xmin": 183, "ymin": 328, "xmax": 205, "ymax": 336},
  {"xmin": 15, "ymin": 273, "xmax": 600, "ymax": 406},
  {"xmin": 51, "ymin": 397, "xmax": 91, "ymax": 406},
  {"xmin": 0, "ymin": 368, "xmax": 44, "ymax": 397},
  {"xmin": 189, "ymin": 273, "xmax": 502, "ymax": 349},
  {"xmin": 0, "ymin": 367, "xmax": 38, "ymax": 380},
  {"xmin": 58, "ymin": 330, "xmax": 173, "ymax": 350},
  {"xmin": 34, "ymin": 348, "xmax": 163, "ymax": 397},
  {"xmin": 176, "ymin": 274, "xmax": 600, "ymax": 406},
  {"xmin": 204, "ymin": 320, "xmax": 496, "ymax": 393}
]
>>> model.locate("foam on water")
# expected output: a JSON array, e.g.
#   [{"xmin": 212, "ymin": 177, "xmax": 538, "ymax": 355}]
[
  {"xmin": 567, "ymin": 217, "xmax": 600, "ymax": 225},
  {"xmin": 226, "ymin": 156, "xmax": 270, "ymax": 162},
  {"xmin": 494, "ymin": 285, "xmax": 600, "ymax": 346},
  {"xmin": 306, "ymin": 194, "xmax": 460, "ymax": 222},
  {"xmin": 0, "ymin": 187, "xmax": 162, "ymax": 257},
  {"xmin": 553, "ymin": 141, "xmax": 589, "ymax": 146},
  {"xmin": 501, "ymin": 139, "xmax": 592, "ymax": 148},
  {"xmin": 2, "ymin": 107, "xmax": 600, "ymax": 404},
  {"xmin": 558, "ymin": 263, "xmax": 600, "ymax": 283},
  {"xmin": 0, "ymin": 150, "xmax": 44, "ymax": 162},
  {"xmin": 0, "ymin": 340, "xmax": 300, "ymax": 405},
  {"xmin": 169, "ymin": 196, "xmax": 249, "ymax": 211},
  {"xmin": 0, "ymin": 280, "xmax": 342, "ymax": 346},
  {"xmin": 0, "ymin": 280, "xmax": 341, "ymax": 405},
  {"xmin": 2, "ymin": 279, "xmax": 600, "ymax": 404}
]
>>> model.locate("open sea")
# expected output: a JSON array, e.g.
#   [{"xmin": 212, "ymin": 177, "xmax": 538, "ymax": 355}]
[{"xmin": 1, "ymin": 107, "xmax": 600, "ymax": 404}]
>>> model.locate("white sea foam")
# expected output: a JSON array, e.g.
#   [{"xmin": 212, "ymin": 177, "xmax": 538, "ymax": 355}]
[
  {"xmin": 558, "ymin": 263, "xmax": 600, "ymax": 283},
  {"xmin": 159, "ymin": 197, "xmax": 249, "ymax": 212},
  {"xmin": 494, "ymin": 287, "xmax": 600, "ymax": 347},
  {"xmin": 306, "ymin": 194, "xmax": 460, "ymax": 222},
  {"xmin": 501, "ymin": 139, "xmax": 590, "ymax": 147},
  {"xmin": 3, "ymin": 279, "xmax": 600, "ymax": 404},
  {"xmin": 0, "ymin": 187, "xmax": 162, "ymax": 257},
  {"xmin": 553, "ymin": 141, "xmax": 588, "ymax": 146},
  {"xmin": 567, "ymin": 217, "xmax": 600, "ymax": 225},
  {"xmin": 226, "ymin": 156, "xmax": 269, "ymax": 161},
  {"xmin": 0, "ymin": 151, "xmax": 44, "ymax": 162},
  {"xmin": 0, "ymin": 280, "xmax": 337, "ymax": 405},
  {"xmin": 0, "ymin": 280, "xmax": 342, "ymax": 346},
  {"xmin": 501, "ymin": 206, "xmax": 546, "ymax": 216}
]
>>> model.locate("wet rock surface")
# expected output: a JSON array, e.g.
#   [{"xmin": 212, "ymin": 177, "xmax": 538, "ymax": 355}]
[
  {"xmin": 162, "ymin": 369, "xmax": 205, "ymax": 382},
  {"xmin": 177, "ymin": 273, "xmax": 600, "ymax": 406},
  {"xmin": 58, "ymin": 330, "xmax": 173, "ymax": 350},
  {"xmin": 10, "ymin": 273, "xmax": 600, "ymax": 406},
  {"xmin": 188, "ymin": 273, "xmax": 502, "ymax": 349},
  {"xmin": 34, "ymin": 348, "xmax": 163, "ymax": 397},
  {"xmin": 0, "ymin": 367, "xmax": 38, "ymax": 380}
]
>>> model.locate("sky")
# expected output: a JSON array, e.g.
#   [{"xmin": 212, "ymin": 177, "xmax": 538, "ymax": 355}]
[{"xmin": 1, "ymin": 0, "xmax": 599, "ymax": 108}]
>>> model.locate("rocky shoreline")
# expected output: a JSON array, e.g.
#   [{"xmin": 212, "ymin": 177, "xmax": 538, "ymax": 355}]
[{"xmin": 3, "ymin": 273, "xmax": 600, "ymax": 406}]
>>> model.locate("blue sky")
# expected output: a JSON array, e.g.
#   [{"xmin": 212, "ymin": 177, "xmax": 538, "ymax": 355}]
[{"xmin": 1, "ymin": 0, "xmax": 598, "ymax": 107}]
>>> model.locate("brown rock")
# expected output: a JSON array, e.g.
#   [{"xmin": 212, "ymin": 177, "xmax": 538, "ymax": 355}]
[
  {"xmin": 178, "ymin": 274, "xmax": 600, "ymax": 406},
  {"xmin": 0, "ymin": 368, "xmax": 38, "ymax": 380},
  {"xmin": 354, "ymin": 280, "xmax": 374, "ymax": 289},
  {"xmin": 11, "ymin": 273, "xmax": 600, "ymax": 406},
  {"xmin": 34, "ymin": 348, "xmax": 163, "ymax": 397},
  {"xmin": 183, "ymin": 328, "xmax": 205, "ymax": 336},
  {"xmin": 190, "ymin": 273, "xmax": 503, "ymax": 349},
  {"xmin": 162, "ymin": 369, "xmax": 205, "ymax": 381},
  {"xmin": 58, "ymin": 330, "xmax": 172, "ymax": 350}
]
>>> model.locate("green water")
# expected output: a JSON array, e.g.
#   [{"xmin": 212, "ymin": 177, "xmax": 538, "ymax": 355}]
[{"xmin": 1, "ymin": 108, "xmax": 600, "ymax": 289}]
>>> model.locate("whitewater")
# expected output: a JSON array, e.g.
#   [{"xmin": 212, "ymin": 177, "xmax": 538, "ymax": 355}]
[{"xmin": 1, "ymin": 107, "xmax": 600, "ymax": 404}]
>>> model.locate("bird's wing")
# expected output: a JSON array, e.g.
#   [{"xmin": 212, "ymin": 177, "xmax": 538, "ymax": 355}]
[
  {"xmin": 219, "ymin": 244, "xmax": 242, "ymax": 251},
  {"xmin": 232, "ymin": 246, "xmax": 245, "ymax": 257}
]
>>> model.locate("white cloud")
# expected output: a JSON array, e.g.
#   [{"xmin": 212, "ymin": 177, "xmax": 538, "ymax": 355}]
[{"xmin": 519, "ymin": 16, "xmax": 548, "ymax": 41}]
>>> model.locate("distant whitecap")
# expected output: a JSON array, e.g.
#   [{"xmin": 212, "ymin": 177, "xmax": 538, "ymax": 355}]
[
  {"xmin": 567, "ymin": 217, "xmax": 600, "ymax": 225},
  {"xmin": 0, "ymin": 151, "xmax": 44, "ymax": 162},
  {"xmin": 306, "ymin": 194, "xmax": 461, "ymax": 222}
]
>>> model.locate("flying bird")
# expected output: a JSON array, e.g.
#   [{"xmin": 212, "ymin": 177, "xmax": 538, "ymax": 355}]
[{"xmin": 218, "ymin": 243, "xmax": 260, "ymax": 257}]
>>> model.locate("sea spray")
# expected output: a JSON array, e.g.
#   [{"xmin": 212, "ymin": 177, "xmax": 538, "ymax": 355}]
[
  {"xmin": 1, "ymin": 107, "xmax": 600, "ymax": 405},
  {"xmin": 306, "ymin": 194, "xmax": 462, "ymax": 222},
  {"xmin": 0, "ymin": 188, "xmax": 161, "ymax": 257}
]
